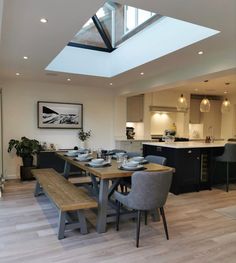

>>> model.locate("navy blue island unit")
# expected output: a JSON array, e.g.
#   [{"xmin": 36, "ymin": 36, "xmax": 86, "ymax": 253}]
[{"xmin": 143, "ymin": 141, "xmax": 226, "ymax": 195}]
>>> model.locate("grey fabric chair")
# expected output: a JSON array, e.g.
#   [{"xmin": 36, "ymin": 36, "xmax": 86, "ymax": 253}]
[
  {"xmin": 215, "ymin": 143, "xmax": 236, "ymax": 192},
  {"xmin": 126, "ymin": 152, "xmax": 142, "ymax": 158},
  {"xmin": 114, "ymin": 170, "xmax": 173, "ymax": 247},
  {"xmin": 145, "ymin": 155, "xmax": 167, "ymax": 165}
]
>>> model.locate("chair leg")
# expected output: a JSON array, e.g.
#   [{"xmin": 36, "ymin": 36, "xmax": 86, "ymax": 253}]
[
  {"xmin": 144, "ymin": 211, "xmax": 148, "ymax": 225},
  {"xmin": 116, "ymin": 202, "xmax": 121, "ymax": 231},
  {"xmin": 226, "ymin": 162, "xmax": 229, "ymax": 192},
  {"xmin": 136, "ymin": 210, "xmax": 141, "ymax": 248},
  {"xmin": 160, "ymin": 207, "xmax": 169, "ymax": 240}
]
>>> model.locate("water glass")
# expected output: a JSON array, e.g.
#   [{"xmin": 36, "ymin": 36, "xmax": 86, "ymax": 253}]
[{"xmin": 106, "ymin": 155, "xmax": 111, "ymax": 164}]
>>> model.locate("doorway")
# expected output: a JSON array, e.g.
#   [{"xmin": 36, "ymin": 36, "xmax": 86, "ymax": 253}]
[{"xmin": 0, "ymin": 88, "xmax": 3, "ymax": 196}]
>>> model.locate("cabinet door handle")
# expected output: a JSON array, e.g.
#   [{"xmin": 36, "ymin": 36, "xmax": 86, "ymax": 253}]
[
  {"xmin": 188, "ymin": 150, "xmax": 192, "ymax": 154},
  {"xmin": 197, "ymin": 157, "xmax": 200, "ymax": 160},
  {"xmin": 156, "ymin": 146, "xmax": 162, "ymax": 152}
]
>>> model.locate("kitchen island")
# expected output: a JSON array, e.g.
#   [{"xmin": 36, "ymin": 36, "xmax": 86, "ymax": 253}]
[{"xmin": 143, "ymin": 141, "xmax": 226, "ymax": 194}]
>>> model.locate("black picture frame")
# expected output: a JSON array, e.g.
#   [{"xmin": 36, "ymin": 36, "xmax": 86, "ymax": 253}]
[{"xmin": 37, "ymin": 101, "xmax": 83, "ymax": 129}]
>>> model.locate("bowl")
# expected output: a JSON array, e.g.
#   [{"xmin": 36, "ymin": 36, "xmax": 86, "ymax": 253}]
[
  {"xmin": 132, "ymin": 156, "xmax": 144, "ymax": 162},
  {"xmin": 125, "ymin": 161, "xmax": 139, "ymax": 168},
  {"xmin": 91, "ymin": 158, "xmax": 104, "ymax": 164},
  {"xmin": 68, "ymin": 150, "xmax": 78, "ymax": 154},
  {"xmin": 78, "ymin": 153, "xmax": 90, "ymax": 159}
]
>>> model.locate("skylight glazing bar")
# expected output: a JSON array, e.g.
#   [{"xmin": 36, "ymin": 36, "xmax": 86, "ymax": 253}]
[{"xmin": 92, "ymin": 15, "xmax": 114, "ymax": 51}]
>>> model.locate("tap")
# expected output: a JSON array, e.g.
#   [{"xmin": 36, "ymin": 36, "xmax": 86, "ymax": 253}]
[{"xmin": 208, "ymin": 126, "xmax": 214, "ymax": 142}]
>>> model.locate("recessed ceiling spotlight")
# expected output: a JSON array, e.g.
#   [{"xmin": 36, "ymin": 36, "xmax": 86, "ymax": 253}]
[
  {"xmin": 224, "ymin": 91, "xmax": 228, "ymax": 94},
  {"xmin": 67, "ymin": 78, "xmax": 71, "ymax": 82},
  {"xmin": 109, "ymin": 82, "xmax": 113, "ymax": 86},
  {"xmin": 140, "ymin": 72, "xmax": 144, "ymax": 75},
  {"xmin": 198, "ymin": 51, "xmax": 203, "ymax": 55},
  {"xmin": 16, "ymin": 72, "xmax": 20, "ymax": 76},
  {"xmin": 194, "ymin": 88, "xmax": 198, "ymax": 91},
  {"xmin": 40, "ymin": 18, "xmax": 48, "ymax": 23},
  {"xmin": 23, "ymin": 56, "xmax": 28, "ymax": 60}
]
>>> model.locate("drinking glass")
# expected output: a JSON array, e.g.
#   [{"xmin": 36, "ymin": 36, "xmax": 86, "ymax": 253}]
[
  {"xmin": 106, "ymin": 155, "xmax": 111, "ymax": 164},
  {"xmin": 117, "ymin": 155, "xmax": 123, "ymax": 168}
]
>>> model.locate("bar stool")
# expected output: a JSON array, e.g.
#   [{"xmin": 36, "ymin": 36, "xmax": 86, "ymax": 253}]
[{"xmin": 215, "ymin": 143, "xmax": 236, "ymax": 192}]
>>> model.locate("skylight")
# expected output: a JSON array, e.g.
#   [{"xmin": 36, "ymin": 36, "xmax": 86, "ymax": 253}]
[
  {"xmin": 68, "ymin": 2, "xmax": 159, "ymax": 52},
  {"xmin": 46, "ymin": 2, "xmax": 220, "ymax": 78}
]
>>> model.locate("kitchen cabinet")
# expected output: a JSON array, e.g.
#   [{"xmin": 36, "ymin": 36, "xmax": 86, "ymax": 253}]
[
  {"xmin": 38, "ymin": 151, "xmax": 82, "ymax": 174},
  {"xmin": 127, "ymin": 94, "xmax": 144, "ymax": 122},
  {"xmin": 190, "ymin": 99, "xmax": 201, "ymax": 123},
  {"xmin": 143, "ymin": 143, "xmax": 224, "ymax": 194},
  {"xmin": 115, "ymin": 140, "xmax": 143, "ymax": 153}
]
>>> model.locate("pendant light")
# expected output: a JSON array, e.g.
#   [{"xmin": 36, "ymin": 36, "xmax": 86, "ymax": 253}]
[
  {"xmin": 177, "ymin": 94, "xmax": 187, "ymax": 111},
  {"xmin": 221, "ymin": 83, "xmax": 231, "ymax": 113},
  {"xmin": 200, "ymin": 97, "xmax": 210, "ymax": 112},
  {"xmin": 221, "ymin": 98, "xmax": 231, "ymax": 113},
  {"xmin": 200, "ymin": 80, "xmax": 210, "ymax": 112}
]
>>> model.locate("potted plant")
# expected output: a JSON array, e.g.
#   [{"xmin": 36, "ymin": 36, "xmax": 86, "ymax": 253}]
[
  {"xmin": 78, "ymin": 129, "xmax": 91, "ymax": 148},
  {"xmin": 8, "ymin": 136, "xmax": 42, "ymax": 167}
]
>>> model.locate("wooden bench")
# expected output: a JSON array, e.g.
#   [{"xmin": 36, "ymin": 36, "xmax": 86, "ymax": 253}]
[{"xmin": 32, "ymin": 168, "xmax": 98, "ymax": 239}]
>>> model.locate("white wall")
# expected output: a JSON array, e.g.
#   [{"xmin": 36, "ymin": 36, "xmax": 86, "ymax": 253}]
[
  {"xmin": 221, "ymin": 94, "xmax": 236, "ymax": 139},
  {"xmin": 2, "ymin": 80, "xmax": 116, "ymax": 179}
]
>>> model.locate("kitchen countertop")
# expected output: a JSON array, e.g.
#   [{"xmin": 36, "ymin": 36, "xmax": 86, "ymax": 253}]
[
  {"xmin": 142, "ymin": 141, "xmax": 228, "ymax": 149},
  {"xmin": 115, "ymin": 139, "xmax": 157, "ymax": 142}
]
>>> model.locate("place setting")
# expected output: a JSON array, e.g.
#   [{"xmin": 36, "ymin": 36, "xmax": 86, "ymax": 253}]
[
  {"xmin": 86, "ymin": 157, "xmax": 112, "ymax": 168},
  {"xmin": 129, "ymin": 156, "xmax": 149, "ymax": 165},
  {"xmin": 74, "ymin": 153, "xmax": 93, "ymax": 162}
]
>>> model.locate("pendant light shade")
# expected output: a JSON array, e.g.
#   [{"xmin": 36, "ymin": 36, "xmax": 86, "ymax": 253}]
[
  {"xmin": 177, "ymin": 94, "xmax": 187, "ymax": 111},
  {"xmin": 221, "ymin": 98, "xmax": 231, "ymax": 113},
  {"xmin": 200, "ymin": 97, "xmax": 210, "ymax": 112}
]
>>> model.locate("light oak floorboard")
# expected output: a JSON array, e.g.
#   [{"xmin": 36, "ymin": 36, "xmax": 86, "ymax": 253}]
[{"xmin": 0, "ymin": 180, "xmax": 236, "ymax": 263}]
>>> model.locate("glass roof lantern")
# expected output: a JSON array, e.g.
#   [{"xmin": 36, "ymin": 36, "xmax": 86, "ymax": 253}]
[{"xmin": 68, "ymin": 2, "xmax": 160, "ymax": 52}]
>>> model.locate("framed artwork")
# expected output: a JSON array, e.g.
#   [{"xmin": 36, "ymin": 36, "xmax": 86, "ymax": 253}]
[{"xmin": 37, "ymin": 101, "xmax": 83, "ymax": 129}]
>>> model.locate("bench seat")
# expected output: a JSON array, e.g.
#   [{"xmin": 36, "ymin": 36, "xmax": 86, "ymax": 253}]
[{"xmin": 32, "ymin": 168, "xmax": 97, "ymax": 239}]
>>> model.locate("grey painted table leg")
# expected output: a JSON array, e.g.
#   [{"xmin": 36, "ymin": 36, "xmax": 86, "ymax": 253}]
[
  {"xmin": 34, "ymin": 181, "xmax": 41, "ymax": 197},
  {"xmin": 96, "ymin": 179, "xmax": 109, "ymax": 233},
  {"xmin": 78, "ymin": 210, "xmax": 88, "ymax": 234},
  {"xmin": 90, "ymin": 173, "xmax": 99, "ymax": 196},
  {"xmin": 63, "ymin": 161, "xmax": 71, "ymax": 179},
  {"xmin": 151, "ymin": 209, "xmax": 160, "ymax": 222},
  {"xmin": 58, "ymin": 211, "xmax": 66, "ymax": 240}
]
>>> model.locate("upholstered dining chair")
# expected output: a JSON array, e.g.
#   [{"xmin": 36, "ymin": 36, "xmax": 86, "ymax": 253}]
[
  {"xmin": 126, "ymin": 152, "xmax": 142, "ymax": 158},
  {"xmin": 114, "ymin": 170, "xmax": 173, "ymax": 247},
  {"xmin": 145, "ymin": 155, "xmax": 167, "ymax": 165},
  {"xmin": 215, "ymin": 143, "xmax": 236, "ymax": 192}
]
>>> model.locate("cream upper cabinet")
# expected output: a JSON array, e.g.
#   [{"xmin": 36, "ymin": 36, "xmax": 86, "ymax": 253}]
[
  {"xmin": 190, "ymin": 99, "xmax": 201, "ymax": 124},
  {"xmin": 127, "ymin": 94, "xmax": 144, "ymax": 122}
]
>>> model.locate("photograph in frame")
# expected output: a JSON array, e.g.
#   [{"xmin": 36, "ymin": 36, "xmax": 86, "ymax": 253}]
[{"xmin": 37, "ymin": 101, "xmax": 83, "ymax": 129}]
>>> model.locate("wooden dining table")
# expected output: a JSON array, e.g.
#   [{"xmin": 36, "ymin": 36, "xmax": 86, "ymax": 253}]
[{"xmin": 56, "ymin": 151, "xmax": 174, "ymax": 233}]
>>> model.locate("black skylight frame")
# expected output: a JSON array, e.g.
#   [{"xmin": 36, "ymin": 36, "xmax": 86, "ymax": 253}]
[
  {"xmin": 68, "ymin": 14, "xmax": 115, "ymax": 53},
  {"xmin": 68, "ymin": 3, "xmax": 162, "ymax": 53}
]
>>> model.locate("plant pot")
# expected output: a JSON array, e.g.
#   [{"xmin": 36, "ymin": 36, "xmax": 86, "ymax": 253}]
[
  {"xmin": 22, "ymin": 156, "xmax": 33, "ymax": 167},
  {"xmin": 20, "ymin": 166, "xmax": 36, "ymax": 181}
]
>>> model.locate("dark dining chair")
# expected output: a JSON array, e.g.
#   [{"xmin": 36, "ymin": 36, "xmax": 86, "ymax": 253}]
[
  {"xmin": 215, "ymin": 143, "xmax": 236, "ymax": 192},
  {"xmin": 114, "ymin": 170, "xmax": 173, "ymax": 247}
]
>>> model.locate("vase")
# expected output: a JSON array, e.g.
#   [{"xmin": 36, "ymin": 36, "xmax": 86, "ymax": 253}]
[{"xmin": 80, "ymin": 141, "xmax": 86, "ymax": 149}]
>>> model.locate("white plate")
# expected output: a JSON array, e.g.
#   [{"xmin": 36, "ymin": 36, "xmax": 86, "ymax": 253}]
[
  {"xmin": 75, "ymin": 156, "xmax": 92, "ymax": 162},
  {"xmin": 121, "ymin": 165, "xmax": 144, "ymax": 171},
  {"xmin": 65, "ymin": 153, "xmax": 78, "ymax": 157},
  {"xmin": 88, "ymin": 161, "xmax": 109, "ymax": 167}
]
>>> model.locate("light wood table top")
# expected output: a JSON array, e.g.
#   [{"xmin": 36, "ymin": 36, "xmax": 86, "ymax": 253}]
[{"xmin": 56, "ymin": 152, "xmax": 174, "ymax": 180}]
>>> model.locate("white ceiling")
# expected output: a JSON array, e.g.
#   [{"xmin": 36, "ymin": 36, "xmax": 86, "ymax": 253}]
[{"xmin": 0, "ymin": 0, "xmax": 236, "ymax": 95}]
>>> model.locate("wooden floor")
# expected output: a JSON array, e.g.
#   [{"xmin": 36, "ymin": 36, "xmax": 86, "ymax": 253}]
[{"xmin": 0, "ymin": 180, "xmax": 236, "ymax": 263}]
